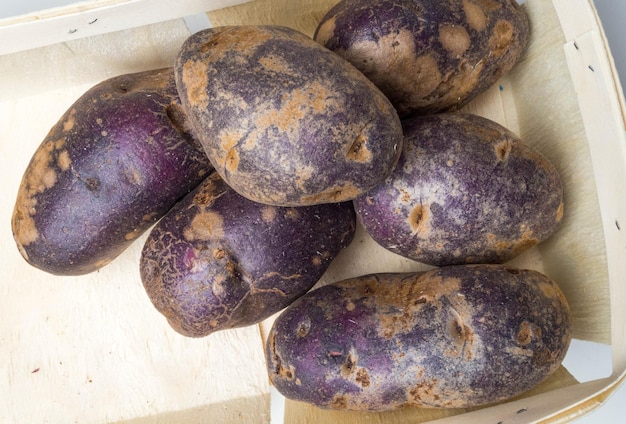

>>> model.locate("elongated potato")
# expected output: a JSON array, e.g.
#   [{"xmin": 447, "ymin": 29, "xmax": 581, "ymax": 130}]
[
  {"xmin": 11, "ymin": 68, "xmax": 212, "ymax": 276},
  {"xmin": 175, "ymin": 25, "xmax": 403, "ymax": 206},
  {"xmin": 140, "ymin": 172, "xmax": 356, "ymax": 337},
  {"xmin": 314, "ymin": 0, "xmax": 530, "ymax": 117},
  {"xmin": 266, "ymin": 265, "xmax": 572, "ymax": 410},
  {"xmin": 354, "ymin": 113, "xmax": 564, "ymax": 266}
]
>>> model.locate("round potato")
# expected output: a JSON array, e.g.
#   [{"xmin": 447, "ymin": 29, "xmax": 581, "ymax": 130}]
[
  {"xmin": 174, "ymin": 25, "xmax": 403, "ymax": 206},
  {"xmin": 11, "ymin": 68, "xmax": 212, "ymax": 276},
  {"xmin": 314, "ymin": 0, "xmax": 530, "ymax": 117},
  {"xmin": 354, "ymin": 113, "xmax": 564, "ymax": 267},
  {"xmin": 266, "ymin": 265, "xmax": 572, "ymax": 410},
  {"xmin": 140, "ymin": 172, "xmax": 357, "ymax": 338}
]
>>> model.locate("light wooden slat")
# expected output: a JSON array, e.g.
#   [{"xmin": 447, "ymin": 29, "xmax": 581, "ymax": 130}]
[{"xmin": 0, "ymin": 0, "xmax": 251, "ymax": 56}]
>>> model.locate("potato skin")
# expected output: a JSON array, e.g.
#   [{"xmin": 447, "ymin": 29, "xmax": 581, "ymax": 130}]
[
  {"xmin": 314, "ymin": 0, "xmax": 530, "ymax": 117},
  {"xmin": 354, "ymin": 113, "xmax": 564, "ymax": 267},
  {"xmin": 174, "ymin": 25, "xmax": 403, "ymax": 206},
  {"xmin": 139, "ymin": 172, "xmax": 357, "ymax": 338},
  {"xmin": 11, "ymin": 68, "xmax": 212, "ymax": 276},
  {"xmin": 266, "ymin": 265, "xmax": 572, "ymax": 410}
]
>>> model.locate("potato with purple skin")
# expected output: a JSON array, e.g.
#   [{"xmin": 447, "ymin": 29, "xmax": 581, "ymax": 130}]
[
  {"xmin": 11, "ymin": 68, "xmax": 212, "ymax": 276},
  {"xmin": 139, "ymin": 172, "xmax": 356, "ymax": 338},
  {"xmin": 266, "ymin": 265, "xmax": 572, "ymax": 410},
  {"xmin": 174, "ymin": 25, "xmax": 403, "ymax": 206},
  {"xmin": 314, "ymin": 0, "xmax": 530, "ymax": 117},
  {"xmin": 354, "ymin": 113, "xmax": 564, "ymax": 267}
]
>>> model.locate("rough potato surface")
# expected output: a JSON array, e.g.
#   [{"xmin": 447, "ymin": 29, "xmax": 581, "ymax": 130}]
[
  {"xmin": 175, "ymin": 25, "xmax": 403, "ymax": 206},
  {"xmin": 140, "ymin": 173, "xmax": 356, "ymax": 337},
  {"xmin": 314, "ymin": 0, "xmax": 530, "ymax": 117},
  {"xmin": 11, "ymin": 68, "xmax": 212, "ymax": 275},
  {"xmin": 266, "ymin": 265, "xmax": 572, "ymax": 410},
  {"xmin": 354, "ymin": 113, "xmax": 564, "ymax": 266}
]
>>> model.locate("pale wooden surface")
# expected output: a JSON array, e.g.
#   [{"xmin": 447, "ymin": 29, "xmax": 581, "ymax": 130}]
[
  {"xmin": 0, "ymin": 0, "xmax": 251, "ymax": 55},
  {"xmin": 1, "ymin": 0, "xmax": 626, "ymax": 423}
]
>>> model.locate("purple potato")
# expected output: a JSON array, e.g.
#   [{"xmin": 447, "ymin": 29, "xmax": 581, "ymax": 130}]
[
  {"xmin": 174, "ymin": 25, "xmax": 403, "ymax": 206},
  {"xmin": 11, "ymin": 68, "xmax": 212, "ymax": 275},
  {"xmin": 314, "ymin": 0, "xmax": 531, "ymax": 117},
  {"xmin": 139, "ymin": 172, "xmax": 356, "ymax": 338},
  {"xmin": 266, "ymin": 265, "xmax": 572, "ymax": 410},
  {"xmin": 354, "ymin": 113, "xmax": 564, "ymax": 267}
]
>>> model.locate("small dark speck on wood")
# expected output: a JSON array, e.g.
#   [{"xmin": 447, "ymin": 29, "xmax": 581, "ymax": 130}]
[
  {"xmin": 31, "ymin": 368, "xmax": 40, "ymax": 373},
  {"xmin": 616, "ymin": 220, "xmax": 621, "ymax": 230},
  {"xmin": 517, "ymin": 408, "xmax": 528, "ymax": 414}
]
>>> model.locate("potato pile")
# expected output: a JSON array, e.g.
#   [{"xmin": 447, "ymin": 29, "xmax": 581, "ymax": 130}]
[{"xmin": 11, "ymin": 0, "xmax": 572, "ymax": 413}]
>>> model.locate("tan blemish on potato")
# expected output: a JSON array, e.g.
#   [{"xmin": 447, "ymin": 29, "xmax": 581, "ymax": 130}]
[
  {"xmin": 345, "ymin": 131, "xmax": 372, "ymax": 163},
  {"xmin": 355, "ymin": 368, "xmax": 371, "ymax": 388},
  {"xmin": 63, "ymin": 109, "xmax": 77, "ymax": 132},
  {"xmin": 340, "ymin": 350, "xmax": 358, "ymax": 378},
  {"xmin": 445, "ymin": 307, "xmax": 475, "ymax": 360},
  {"xmin": 142, "ymin": 212, "xmax": 159, "ymax": 222},
  {"xmin": 301, "ymin": 182, "xmax": 361, "ymax": 205},
  {"xmin": 532, "ymin": 347, "xmax": 559, "ymax": 367},
  {"xmin": 489, "ymin": 19, "xmax": 514, "ymax": 57},
  {"xmin": 486, "ymin": 229, "xmax": 538, "ymax": 257},
  {"xmin": 294, "ymin": 165, "xmax": 315, "ymax": 191},
  {"xmin": 408, "ymin": 204, "xmax": 429, "ymax": 234},
  {"xmin": 12, "ymin": 136, "xmax": 71, "ymax": 247},
  {"xmin": 218, "ymin": 129, "xmax": 244, "ymax": 173},
  {"xmin": 516, "ymin": 321, "xmax": 541, "ymax": 346},
  {"xmin": 124, "ymin": 228, "xmax": 143, "ymax": 241},
  {"xmin": 125, "ymin": 165, "xmax": 142, "ymax": 185},
  {"xmin": 345, "ymin": 301, "xmax": 356, "ymax": 312},
  {"xmin": 261, "ymin": 206, "xmax": 277, "ymax": 223},
  {"xmin": 284, "ymin": 208, "xmax": 300, "ymax": 221},
  {"xmin": 203, "ymin": 26, "xmax": 274, "ymax": 58},
  {"xmin": 504, "ymin": 345, "xmax": 534, "ymax": 357},
  {"xmin": 463, "ymin": 0, "xmax": 488, "ymax": 31},
  {"xmin": 255, "ymin": 82, "xmax": 338, "ymax": 134},
  {"xmin": 258, "ymin": 54, "xmax": 299, "ymax": 79},
  {"xmin": 183, "ymin": 211, "xmax": 225, "ymax": 241},
  {"xmin": 314, "ymin": 16, "xmax": 336, "ymax": 45},
  {"xmin": 365, "ymin": 273, "xmax": 462, "ymax": 339},
  {"xmin": 439, "ymin": 24, "xmax": 471, "ymax": 57},
  {"xmin": 494, "ymin": 138, "xmax": 513, "ymax": 161},
  {"xmin": 330, "ymin": 394, "xmax": 348, "ymax": 410},
  {"xmin": 181, "ymin": 60, "xmax": 209, "ymax": 110},
  {"xmin": 224, "ymin": 149, "xmax": 239, "ymax": 173},
  {"xmin": 268, "ymin": 331, "xmax": 294, "ymax": 381},
  {"xmin": 344, "ymin": 31, "xmax": 442, "ymax": 112},
  {"xmin": 42, "ymin": 169, "xmax": 57, "ymax": 189},
  {"xmin": 212, "ymin": 274, "xmax": 227, "ymax": 297},
  {"xmin": 438, "ymin": 58, "xmax": 485, "ymax": 108},
  {"xmin": 57, "ymin": 150, "xmax": 71, "ymax": 171},
  {"xmin": 536, "ymin": 279, "xmax": 560, "ymax": 300},
  {"xmin": 407, "ymin": 379, "xmax": 442, "ymax": 407},
  {"xmin": 259, "ymin": 272, "xmax": 303, "ymax": 283}
]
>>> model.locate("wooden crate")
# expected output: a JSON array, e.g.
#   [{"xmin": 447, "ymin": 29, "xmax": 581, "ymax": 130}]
[{"xmin": 1, "ymin": 0, "xmax": 624, "ymax": 422}]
